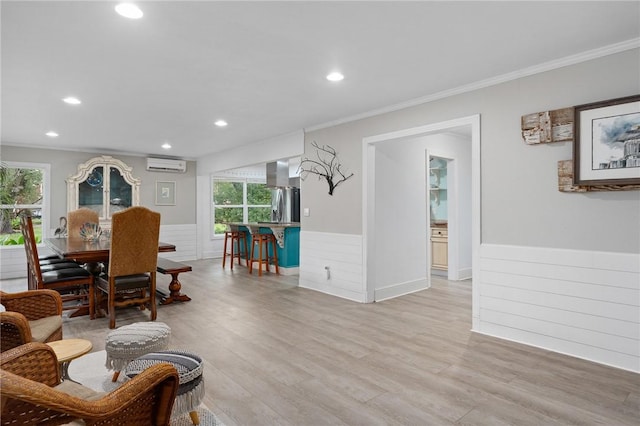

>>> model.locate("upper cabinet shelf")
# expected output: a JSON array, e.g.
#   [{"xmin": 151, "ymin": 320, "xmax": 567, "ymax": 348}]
[{"xmin": 67, "ymin": 156, "xmax": 141, "ymax": 225}]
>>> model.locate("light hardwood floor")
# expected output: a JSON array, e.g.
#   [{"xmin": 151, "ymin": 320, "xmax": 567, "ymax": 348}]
[{"xmin": 2, "ymin": 260, "xmax": 639, "ymax": 425}]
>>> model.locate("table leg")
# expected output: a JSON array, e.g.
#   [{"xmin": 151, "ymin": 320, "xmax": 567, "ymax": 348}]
[
  {"xmin": 159, "ymin": 273, "xmax": 191, "ymax": 305},
  {"xmin": 60, "ymin": 360, "xmax": 81, "ymax": 384}
]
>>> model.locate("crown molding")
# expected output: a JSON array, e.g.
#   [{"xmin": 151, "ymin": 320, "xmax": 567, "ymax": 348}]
[{"xmin": 305, "ymin": 38, "xmax": 640, "ymax": 133}]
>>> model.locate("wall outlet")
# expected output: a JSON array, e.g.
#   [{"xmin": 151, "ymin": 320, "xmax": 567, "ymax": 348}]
[{"xmin": 303, "ymin": 207, "xmax": 310, "ymax": 217}]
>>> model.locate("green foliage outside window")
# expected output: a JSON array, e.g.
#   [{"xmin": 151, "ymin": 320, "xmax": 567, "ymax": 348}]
[
  {"xmin": 213, "ymin": 180, "xmax": 271, "ymax": 235},
  {"xmin": 1, "ymin": 165, "xmax": 44, "ymax": 245}
]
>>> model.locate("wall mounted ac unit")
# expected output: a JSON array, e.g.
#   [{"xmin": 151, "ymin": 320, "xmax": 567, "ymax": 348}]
[{"xmin": 146, "ymin": 158, "xmax": 187, "ymax": 173}]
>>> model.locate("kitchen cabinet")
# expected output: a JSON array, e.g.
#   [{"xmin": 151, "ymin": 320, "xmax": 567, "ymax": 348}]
[
  {"xmin": 429, "ymin": 156, "xmax": 448, "ymax": 271},
  {"xmin": 67, "ymin": 156, "xmax": 140, "ymax": 226},
  {"xmin": 431, "ymin": 226, "xmax": 448, "ymax": 271}
]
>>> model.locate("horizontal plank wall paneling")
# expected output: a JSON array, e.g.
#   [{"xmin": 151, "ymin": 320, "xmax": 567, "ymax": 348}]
[
  {"xmin": 0, "ymin": 247, "xmax": 28, "ymax": 280},
  {"xmin": 477, "ymin": 244, "xmax": 640, "ymax": 372},
  {"xmin": 299, "ymin": 231, "xmax": 365, "ymax": 302},
  {"xmin": 0, "ymin": 224, "xmax": 197, "ymax": 280},
  {"xmin": 158, "ymin": 224, "xmax": 197, "ymax": 261}
]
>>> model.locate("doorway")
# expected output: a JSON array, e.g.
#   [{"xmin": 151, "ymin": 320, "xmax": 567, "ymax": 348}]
[
  {"xmin": 362, "ymin": 115, "xmax": 480, "ymax": 322},
  {"xmin": 428, "ymin": 155, "xmax": 450, "ymax": 279}
]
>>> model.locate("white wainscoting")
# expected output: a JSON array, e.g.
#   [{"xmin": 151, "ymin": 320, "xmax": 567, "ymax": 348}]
[
  {"xmin": 299, "ymin": 231, "xmax": 365, "ymax": 302},
  {"xmin": 476, "ymin": 244, "xmax": 640, "ymax": 373},
  {"xmin": 158, "ymin": 224, "xmax": 197, "ymax": 262},
  {"xmin": 0, "ymin": 224, "xmax": 197, "ymax": 280}
]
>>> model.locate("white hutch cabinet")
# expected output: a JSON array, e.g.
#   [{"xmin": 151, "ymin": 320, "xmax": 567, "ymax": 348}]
[{"xmin": 67, "ymin": 156, "xmax": 140, "ymax": 227}]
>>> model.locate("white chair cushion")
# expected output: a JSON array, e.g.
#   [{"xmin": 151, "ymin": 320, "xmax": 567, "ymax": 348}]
[{"xmin": 29, "ymin": 315, "xmax": 62, "ymax": 342}]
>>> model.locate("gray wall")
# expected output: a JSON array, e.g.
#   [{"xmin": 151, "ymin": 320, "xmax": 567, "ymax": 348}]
[
  {"xmin": 303, "ymin": 48, "xmax": 640, "ymax": 254},
  {"xmin": 1, "ymin": 146, "xmax": 197, "ymax": 225}
]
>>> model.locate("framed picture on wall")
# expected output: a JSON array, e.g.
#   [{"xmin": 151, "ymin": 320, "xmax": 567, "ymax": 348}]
[
  {"xmin": 155, "ymin": 181, "xmax": 176, "ymax": 205},
  {"xmin": 573, "ymin": 94, "xmax": 640, "ymax": 185}
]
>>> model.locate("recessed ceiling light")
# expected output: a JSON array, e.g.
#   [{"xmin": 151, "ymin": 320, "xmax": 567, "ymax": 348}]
[
  {"xmin": 115, "ymin": 3, "xmax": 143, "ymax": 19},
  {"xmin": 62, "ymin": 96, "xmax": 81, "ymax": 105},
  {"xmin": 326, "ymin": 72, "xmax": 344, "ymax": 82},
  {"xmin": 46, "ymin": 131, "xmax": 59, "ymax": 137},
  {"xmin": 162, "ymin": 143, "xmax": 172, "ymax": 149},
  {"xmin": 214, "ymin": 120, "xmax": 228, "ymax": 127}
]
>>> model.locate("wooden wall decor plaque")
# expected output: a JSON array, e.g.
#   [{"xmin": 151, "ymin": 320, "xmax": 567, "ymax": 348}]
[{"xmin": 522, "ymin": 107, "xmax": 574, "ymax": 144}]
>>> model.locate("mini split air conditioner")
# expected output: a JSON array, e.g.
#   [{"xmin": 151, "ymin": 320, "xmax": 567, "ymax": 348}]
[{"xmin": 146, "ymin": 158, "xmax": 187, "ymax": 173}]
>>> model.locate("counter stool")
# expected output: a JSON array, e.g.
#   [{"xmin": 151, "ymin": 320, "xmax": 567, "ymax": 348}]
[
  {"xmin": 125, "ymin": 350, "xmax": 204, "ymax": 425},
  {"xmin": 105, "ymin": 321, "xmax": 171, "ymax": 382},
  {"xmin": 222, "ymin": 225, "xmax": 248, "ymax": 270},
  {"xmin": 248, "ymin": 226, "xmax": 279, "ymax": 276}
]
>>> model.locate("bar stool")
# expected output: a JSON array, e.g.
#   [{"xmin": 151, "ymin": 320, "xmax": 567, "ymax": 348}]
[
  {"xmin": 247, "ymin": 225, "xmax": 279, "ymax": 276},
  {"xmin": 222, "ymin": 225, "xmax": 248, "ymax": 269}
]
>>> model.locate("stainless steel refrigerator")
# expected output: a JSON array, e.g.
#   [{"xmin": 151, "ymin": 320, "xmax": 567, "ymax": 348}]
[{"xmin": 271, "ymin": 187, "xmax": 300, "ymax": 223}]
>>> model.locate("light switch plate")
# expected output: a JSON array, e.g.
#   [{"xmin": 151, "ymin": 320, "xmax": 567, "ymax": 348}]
[{"xmin": 303, "ymin": 207, "xmax": 310, "ymax": 217}]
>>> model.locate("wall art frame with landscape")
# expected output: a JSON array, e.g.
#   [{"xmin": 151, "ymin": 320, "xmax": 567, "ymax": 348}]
[{"xmin": 573, "ymin": 94, "xmax": 640, "ymax": 186}]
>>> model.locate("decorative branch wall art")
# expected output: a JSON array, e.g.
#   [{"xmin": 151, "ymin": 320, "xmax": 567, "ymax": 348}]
[{"xmin": 298, "ymin": 141, "xmax": 354, "ymax": 195}]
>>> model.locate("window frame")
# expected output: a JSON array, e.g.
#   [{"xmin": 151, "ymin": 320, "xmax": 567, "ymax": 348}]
[
  {"xmin": 211, "ymin": 177, "xmax": 270, "ymax": 238},
  {"xmin": 0, "ymin": 161, "xmax": 51, "ymax": 247}
]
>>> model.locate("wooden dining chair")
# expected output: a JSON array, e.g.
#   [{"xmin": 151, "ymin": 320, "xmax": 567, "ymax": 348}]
[
  {"xmin": 67, "ymin": 207, "xmax": 100, "ymax": 238},
  {"xmin": 19, "ymin": 214, "xmax": 95, "ymax": 319},
  {"xmin": 96, "ymin": 206, "xmax": 161, "ymax": 329}
]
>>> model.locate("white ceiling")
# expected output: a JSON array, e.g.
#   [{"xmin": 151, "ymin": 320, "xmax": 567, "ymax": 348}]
[{"xmin": 2, "ymin": 1, "xmax": 639, "ymax": 160}]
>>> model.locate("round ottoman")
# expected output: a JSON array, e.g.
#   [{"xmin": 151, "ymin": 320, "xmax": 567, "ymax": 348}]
[
  {"xmin": 125, "ymin": 350, "xmax": 204, "ymax": 425},
  {"xmin": 105, "ymin": 322, "xmax": 171, "ymax": 382}
]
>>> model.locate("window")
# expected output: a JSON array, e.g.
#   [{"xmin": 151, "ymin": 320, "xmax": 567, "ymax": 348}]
[
  {"xmin": 0, "ymin": 162, "xmax": 50, "ymax": 245},
  {"xmin": 212, "ymin": 179, "xmax": 271, "ymax": 236}
]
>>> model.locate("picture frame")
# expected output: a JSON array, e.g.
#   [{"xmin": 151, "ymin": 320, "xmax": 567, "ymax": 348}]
[
  {"xmin": 155, "ymin": 181, "xmax": 176, "ymax": 205},
  {"xmin": 573, "ymin": 94, "xmax": 640, "ymax": 185}
]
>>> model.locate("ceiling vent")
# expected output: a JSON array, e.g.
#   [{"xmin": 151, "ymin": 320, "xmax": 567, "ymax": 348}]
[
  {"xmin": 146, "ymin": 157, "xmax": 187, "ymax": 173},
  {"xmin": 266, "ymin": 160, "xmax": 290, "ymax": 187}
]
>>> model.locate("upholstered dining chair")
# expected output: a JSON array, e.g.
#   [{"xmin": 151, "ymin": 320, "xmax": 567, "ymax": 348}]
[
  {"xmin": 1, "ymin": 342, "xmax": 179, "ymax": 425},
  {"xmin": 0, "ymin": 289, "xmax": 63, "ymax": 352},
  {"xmin": 20, "ymin": 214, "xmax": 95, "ymax": 318},
  {"xmin": 96, "ymin": 206, "xmax": 161, "ymax": 329},
  {"xmin": 67, "ymin": 207, "xmax": 100, "ymax": 238}
]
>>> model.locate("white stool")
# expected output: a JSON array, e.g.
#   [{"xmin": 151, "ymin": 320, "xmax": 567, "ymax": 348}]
[{"xmin": 105, "ymin": 322, "xmax": 171, "ymax": 382}]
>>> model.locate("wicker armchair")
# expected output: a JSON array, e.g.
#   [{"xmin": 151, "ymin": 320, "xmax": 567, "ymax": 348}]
[
  {"xmin": 0, "ymin": 289, "xmax": 63, "ymax": 352},
  {"xmin": 1, "ymin": 342, "xmax": 179, "ymax": 425}
]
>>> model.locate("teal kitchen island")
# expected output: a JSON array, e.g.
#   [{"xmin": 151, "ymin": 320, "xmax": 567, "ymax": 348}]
[{"xmin": 230, "ymin": 222, "xmax": 300, "ymax": 275}]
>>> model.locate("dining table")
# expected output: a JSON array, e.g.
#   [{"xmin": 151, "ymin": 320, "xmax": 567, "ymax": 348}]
[
  {"xmin": 44, "ymin": 237, "xmax": 178, "ymax": 317},
  {"xmin": 44, "ymin": 237, "xmax": 176, "ymax": 264}
]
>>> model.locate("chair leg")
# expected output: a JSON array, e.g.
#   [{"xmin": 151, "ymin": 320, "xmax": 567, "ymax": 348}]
[
  {"xmin": 150, "ymin": 282, "xmax": 157, "ymax": 321},
  {"xmin": 108, "ymin": 291, "xmax": 116, "ymax": 329},
  {"xmin": 258, "ymin": 236, "xmax": 263, "ymax": 277},
  {"xmin": 189, "ymin": 410, "xmax": 200, "ymax": 425},
  {"xmin": 235, "ymin": 235, "xmax": 242, "ymax": 266},
  {"xmin": 222, "ymin": 232, "xmax": 229, "ymax": 268},
  {"xmin": 229, "ymin": 234, "xmax": 235, "ymax": 270},
  {"xmin": 264, "ymin": 236, "xmax": 271, "ymax": 274},
  {"xmin": 270, "ymin": 235, "xmax": 280, "ymax": 275},
  {"xmin": 248, "ymin": 239, "xmax": 254, "ymax": 274},
  {"xmin": 112, "ymin": 371, "xmax": 120, "ymax": 382},
  {"xmin": 242, "ymin": 233, "xmax": 249, "ymax": 267},
  {"xmin": 88, "ymin": 280, "xmax": 95, "ymax": 320}
]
